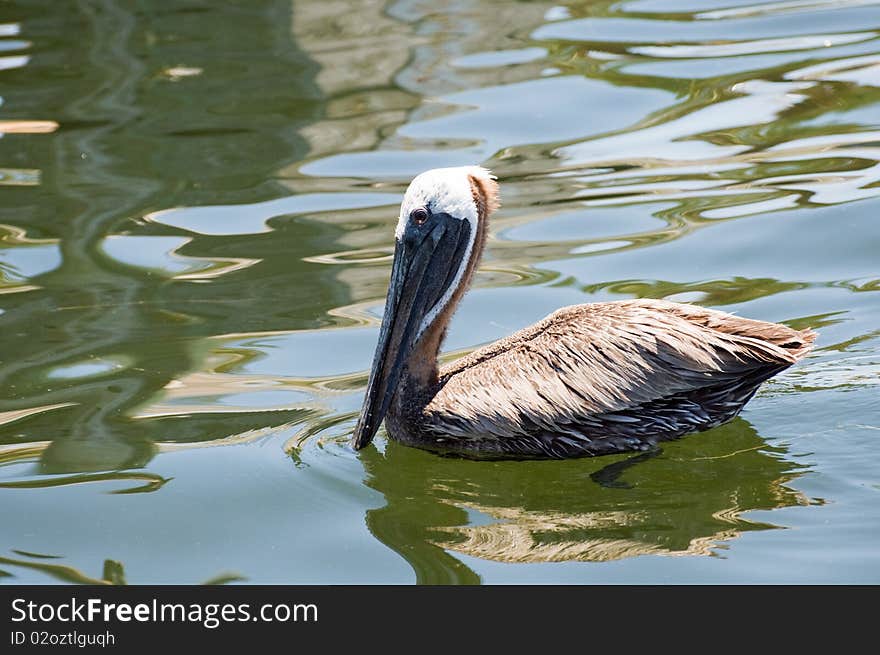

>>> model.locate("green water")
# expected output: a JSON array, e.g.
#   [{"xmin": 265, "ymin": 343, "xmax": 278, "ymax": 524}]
[{"xmin": 1, "ymin": 0, "xmax": 878, "ymax": 584}]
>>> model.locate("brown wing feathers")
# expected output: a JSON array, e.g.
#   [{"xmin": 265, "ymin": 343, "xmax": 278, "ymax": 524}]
[{"xmin": 425, "ymin": 299, "xmax": 814, "ymax": 457}]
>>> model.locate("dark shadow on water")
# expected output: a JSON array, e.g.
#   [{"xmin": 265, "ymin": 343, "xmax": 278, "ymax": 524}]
[
  {"xmin": 589, "ymin": 446, "xmax": 663, "ymax": 489},
  {"xmin": 359, "ymin": 419, "xmax": 811, "ymax": 583}
]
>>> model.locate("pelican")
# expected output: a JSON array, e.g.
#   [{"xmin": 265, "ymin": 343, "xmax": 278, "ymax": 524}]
[{"xmin": 352, "ymin": 166, "xmax": 815, "ymax": 459}]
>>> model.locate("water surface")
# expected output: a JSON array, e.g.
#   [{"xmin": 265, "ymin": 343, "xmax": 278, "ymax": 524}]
[{"xmin": 1, "ymin": 0, "xmax": 878, "ymax": 584}]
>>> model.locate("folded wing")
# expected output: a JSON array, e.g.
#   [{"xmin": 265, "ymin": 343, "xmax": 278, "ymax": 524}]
[{"xmin": 427, "ymin": 299, "xmax": 815, "ymax": 457}]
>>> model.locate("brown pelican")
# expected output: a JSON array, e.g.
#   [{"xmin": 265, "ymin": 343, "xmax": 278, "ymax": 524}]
[{"xmin": 352, "ymin": 166, "xmax": 815, "ymax": 459}]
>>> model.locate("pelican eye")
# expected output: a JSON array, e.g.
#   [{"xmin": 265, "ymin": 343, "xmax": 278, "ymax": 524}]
[{"xmin": 410, "ymin": 207, "xmax": 429, "ymax": 225}]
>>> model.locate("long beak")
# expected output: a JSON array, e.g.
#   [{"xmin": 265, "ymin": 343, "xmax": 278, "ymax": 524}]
[{"xmin": 352, "ymin": 217, "xmax": 471, "ymax": 450}]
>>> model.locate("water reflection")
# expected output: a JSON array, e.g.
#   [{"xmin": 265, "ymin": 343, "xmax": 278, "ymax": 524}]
[
  {"xmin": 360, "ymin": 420, "xmax": 811, "ymax": 582},
  {"xmin": 0, "ymin": 551, "xmax": 243, "ymax": 585},
  {"xmin": 0, "ymin": 0, "xmax": 877, "ymax": 583},
  {"xmin": 0, "ymin": 0, "xmax": 326, "ymax": 474}
]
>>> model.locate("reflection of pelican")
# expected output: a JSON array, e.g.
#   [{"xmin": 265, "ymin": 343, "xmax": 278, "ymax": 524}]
[
  {"xmin": 359, "ymin": 421, "xmax": 810, "ymax": 580},
  {"xmin": 430, "ymin": 504, "xmax": 740, "ymax": 563},
  {"xmin": 353, "ymin": 166, "xmax": 815, "ymax": 458}
]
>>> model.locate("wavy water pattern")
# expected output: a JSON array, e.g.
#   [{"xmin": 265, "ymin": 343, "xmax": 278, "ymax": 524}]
[{"xmin": 0, "ymin": 0, "xmax": 877, "ymax": 584}]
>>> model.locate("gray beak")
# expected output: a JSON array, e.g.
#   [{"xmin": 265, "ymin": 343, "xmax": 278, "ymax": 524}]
[{"xmin": 352, "ymin": 215, "xmax": 471, "ymax": 449}]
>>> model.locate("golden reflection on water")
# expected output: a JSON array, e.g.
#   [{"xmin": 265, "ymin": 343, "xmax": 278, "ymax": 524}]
[{"xmin": 432, "ymin": 506, "xmax": 743, "ymax": 563}]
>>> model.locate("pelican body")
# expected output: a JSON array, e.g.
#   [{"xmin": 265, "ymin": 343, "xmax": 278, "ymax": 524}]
[{"xmin": 352, "ymin": 166, "xmax": 815, "ymax": 459}]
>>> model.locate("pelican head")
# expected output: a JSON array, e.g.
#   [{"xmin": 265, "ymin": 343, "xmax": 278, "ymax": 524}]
[{"xmin": 352, "ymin": 166, "xmax": 499, "ymax": 449}]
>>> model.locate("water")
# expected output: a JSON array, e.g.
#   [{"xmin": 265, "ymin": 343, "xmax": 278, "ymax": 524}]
[{"xmin": 1, "ymin": 0, "xmax": 878, "ymax": 584}]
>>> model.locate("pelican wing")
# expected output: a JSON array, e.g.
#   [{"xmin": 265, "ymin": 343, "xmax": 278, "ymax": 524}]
[{"xmin": 427, "ymin": 299, "xmax": 814, "ymax": 457}]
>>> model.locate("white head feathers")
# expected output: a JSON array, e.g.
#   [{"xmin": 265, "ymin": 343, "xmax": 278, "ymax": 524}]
[
  {"xmin": 395, "ymin": 166, "xmax": 495, "ymax": 239},
  {"xmin": 394, "ymin": 166, "xmax": 497, "ymax": 341}
]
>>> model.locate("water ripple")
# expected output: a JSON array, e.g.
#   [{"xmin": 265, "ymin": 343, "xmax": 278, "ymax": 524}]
[{"xmin": 2, "ymin": 0, "xmax": 879, "ymax": 584}]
